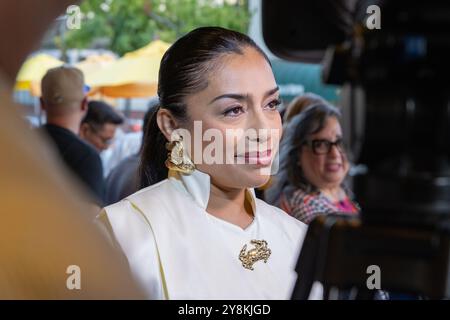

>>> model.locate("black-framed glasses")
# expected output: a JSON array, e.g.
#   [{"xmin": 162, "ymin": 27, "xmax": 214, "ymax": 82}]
[{"xmin": 303, "ymin": 138, "xmax": 345, "ymax": 155}]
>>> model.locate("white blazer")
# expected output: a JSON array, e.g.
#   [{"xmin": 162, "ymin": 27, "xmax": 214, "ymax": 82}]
[{"xmin": 98, "ymin": 169, "xmax": 308, "ymax": 299}]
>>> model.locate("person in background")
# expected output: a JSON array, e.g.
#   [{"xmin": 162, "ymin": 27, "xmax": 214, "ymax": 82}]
[
  {"xmin": 104, "ymin": 98, "xmax": 159, "ymax": 205},
  {"xmin": 100, "ymin": 124, "xmax": 143, "ymax": 177},
  {"xmin": 40, "ymin": 66, "xmax": 104, "ymax": 205},
  {"xmin": 283, "ymin": 92, "xmax": 327, "ymax": 123},
  {"xmin": 82, "ymin": 100, "xmax": 143, "ymax": 177},
  {"xmin": 255, "ymin": 93, "xmax": 326, "ymax": 201},
  {"xmin": 79, "ymin": 100, "xmax": 124, "ymax": 153},
  {"xmin": 266, "ymin": 102, "xmax": 359, "ymax": 224}
]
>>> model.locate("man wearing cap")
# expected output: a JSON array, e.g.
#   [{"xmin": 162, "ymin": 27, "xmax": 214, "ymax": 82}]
[
  {"xmin": 80, "ymin": 100, "xmax": 124, "ymax": 153},
  {"xmin": 40, "ymin": 65, "xmax": 104, "ymax": 205}
]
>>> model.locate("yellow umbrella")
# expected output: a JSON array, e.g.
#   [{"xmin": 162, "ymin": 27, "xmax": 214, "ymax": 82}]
[
  {"xmin": 87, "ymin": 40, "xmax": 171, "ymax": 98},
  {"xmin": 15, "ymin": 54, "xmax": 64, "ymax": 91},
  {"xmin": 94, "ymin": 83, "xmax": 158, "ymax": 99},
  {"xmin": 75, "ymin": 54, "xmax": 116, "ymax": 85},
  {"xmin": 23, "ymin": 54, "xmax": 116, "ymax": 97},
  {"xmin": 124, "ymin": 40, "xmax": 171, "ymax": 58}
]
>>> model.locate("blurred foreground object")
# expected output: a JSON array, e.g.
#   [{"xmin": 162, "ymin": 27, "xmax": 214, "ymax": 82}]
[{"xmin": 0, "ymin": 0, "xmax": 143, "ymax": 299}]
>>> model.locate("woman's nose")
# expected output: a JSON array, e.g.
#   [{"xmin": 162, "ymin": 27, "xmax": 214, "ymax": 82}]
[
  {"xmin": 251, "ymin": 114, "xmax": 269, "ymax": 132},
  {"xmin": 329, "ymin": 144, "xmax": 341, "ymax": 158},
  {"xmin": 247, "ymin": 131, "xmax": 269, "ymax": 143},
  {"xmin": 250, "ymin": 108, "xmax": 279, "ymax": 135}
]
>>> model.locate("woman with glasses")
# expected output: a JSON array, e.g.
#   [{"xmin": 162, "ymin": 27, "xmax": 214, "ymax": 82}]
[{"xmin": 266, "ymin": 102, "xmax": 359, "ymax": 224}]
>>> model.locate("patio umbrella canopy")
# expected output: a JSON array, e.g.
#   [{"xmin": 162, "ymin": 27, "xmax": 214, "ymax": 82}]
[
  {"xmin": 15, "ymin": 54, "xmax": 63, "ymax": 91},
  {"xmin": 87, "ymin": 40, "xmax": 171, "ymax": 98},
  {"xmin": 75, "ymin": 54, "xmax": 116, "ymax": 85},
  {"xmin": 124, "ymin": 39, "xmax": 170, "ymax": 59}
]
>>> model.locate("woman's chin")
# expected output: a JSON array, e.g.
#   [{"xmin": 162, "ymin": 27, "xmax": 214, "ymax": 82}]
[
  {"xmin": 322, "ymin": 174, "xmax": 345, "ymax": 186},
  {"xmin": 238, "ymin": 168, "xmax": 272, "ymax": 188}
]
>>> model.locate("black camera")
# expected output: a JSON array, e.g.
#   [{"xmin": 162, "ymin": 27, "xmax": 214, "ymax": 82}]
[{"xmin": 262, "ymin": 0, "xmax": 450, "ymax": 299}]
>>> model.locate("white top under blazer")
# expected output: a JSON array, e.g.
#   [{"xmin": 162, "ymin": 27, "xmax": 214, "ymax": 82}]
[{"xmin": 98, "ymin": 169, "xmax": 308, "ymax": 299}]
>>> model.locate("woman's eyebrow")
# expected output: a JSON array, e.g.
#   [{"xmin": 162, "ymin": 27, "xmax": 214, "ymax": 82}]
[
  {"xmin": 208, "ymin": 86, "xmax": 280, "ymax": 105},
  {"xmin": 209, "ymin": 93, "xmax": 247, "ymax": 104},
  {"xmin": 264, "ymin": 86, "xmax": 280, "ymax": 99}
]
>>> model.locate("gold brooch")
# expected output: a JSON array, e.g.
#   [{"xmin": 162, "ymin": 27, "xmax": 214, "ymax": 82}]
[{"xmin": 239, "ymin": 239, "xmax": 271, "ymax": 271}]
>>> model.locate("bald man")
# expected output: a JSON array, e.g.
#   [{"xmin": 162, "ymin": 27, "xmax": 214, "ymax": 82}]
[{"xmin": 40, "ymin": 66, "xmax": 105, "ymax": 205}]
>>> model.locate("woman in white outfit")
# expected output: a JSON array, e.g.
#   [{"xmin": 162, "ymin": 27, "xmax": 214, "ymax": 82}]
[{"xmin": 98, "ymin": 27, "xmax": 308, "ymax": 299}]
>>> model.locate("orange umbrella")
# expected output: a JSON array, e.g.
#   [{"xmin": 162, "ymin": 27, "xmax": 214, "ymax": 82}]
[{"xmin": 87, "ymin": 40, "xmax": 171, "ymax": 98}]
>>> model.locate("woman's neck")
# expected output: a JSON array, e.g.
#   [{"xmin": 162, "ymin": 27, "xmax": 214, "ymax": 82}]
[
  {"xmin": 320, "ymin": 185, "xmax": 344, "ymax": 202},
  {"xmin": 206, "ymin": 182, "xmax": 254, "ymax": 230}
]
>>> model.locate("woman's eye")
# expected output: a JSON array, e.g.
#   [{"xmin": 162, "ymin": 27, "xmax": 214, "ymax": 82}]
[
  {"xmin": 265, "ymin": 99, "xmax": 282, "ymax": 110},
  {"xmin": 314, "ymin": 140, "xmax": 326, "ymax": 148},
  {"xmin": 223, "ymin": 106, "xmax": 244, "ymax": 117}
]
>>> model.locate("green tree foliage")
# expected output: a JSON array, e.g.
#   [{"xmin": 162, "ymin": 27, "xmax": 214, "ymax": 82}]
[{"xmin": 65, "ymin": 0, "xmax": 250, "ymax": 56}]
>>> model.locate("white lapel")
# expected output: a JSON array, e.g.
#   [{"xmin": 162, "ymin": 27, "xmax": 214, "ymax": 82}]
[{"xmin": 126, "ymin": 169, "xmax": 263, "ymax": 299}]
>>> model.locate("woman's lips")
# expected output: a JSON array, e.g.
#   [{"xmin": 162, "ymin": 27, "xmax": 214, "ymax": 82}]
[
  {"xmin": 235, "ymin": 150, "xmax": 272, "ymax": 165},
  {"xmin": 326, "ymin": 163, "xmax": 342, "ymax": 172}
]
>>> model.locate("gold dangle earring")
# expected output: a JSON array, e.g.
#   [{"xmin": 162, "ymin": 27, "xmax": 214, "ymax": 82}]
[{"xmin": 165, "ymin": 134, "xmax": 195, "ymax": 174}]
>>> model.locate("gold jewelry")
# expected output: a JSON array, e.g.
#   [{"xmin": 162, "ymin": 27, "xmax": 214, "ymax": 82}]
[
  {"xmin": 165, "ymin": 135, "xmax": 195, "ymax": 174},
  {"xmin": 239, "ymin": 239, "xmax": 271, "ymax": 270}
]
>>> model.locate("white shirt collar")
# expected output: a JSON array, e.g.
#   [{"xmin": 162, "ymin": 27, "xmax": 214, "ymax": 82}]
[{"xmin": 168, "ymin": 169, "xmax": 257, "ymax": 213}]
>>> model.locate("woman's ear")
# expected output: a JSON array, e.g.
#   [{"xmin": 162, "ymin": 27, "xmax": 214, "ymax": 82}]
[{"xmin": 157, "ymin": 108, "xmax": 179, "ymax": 141}]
